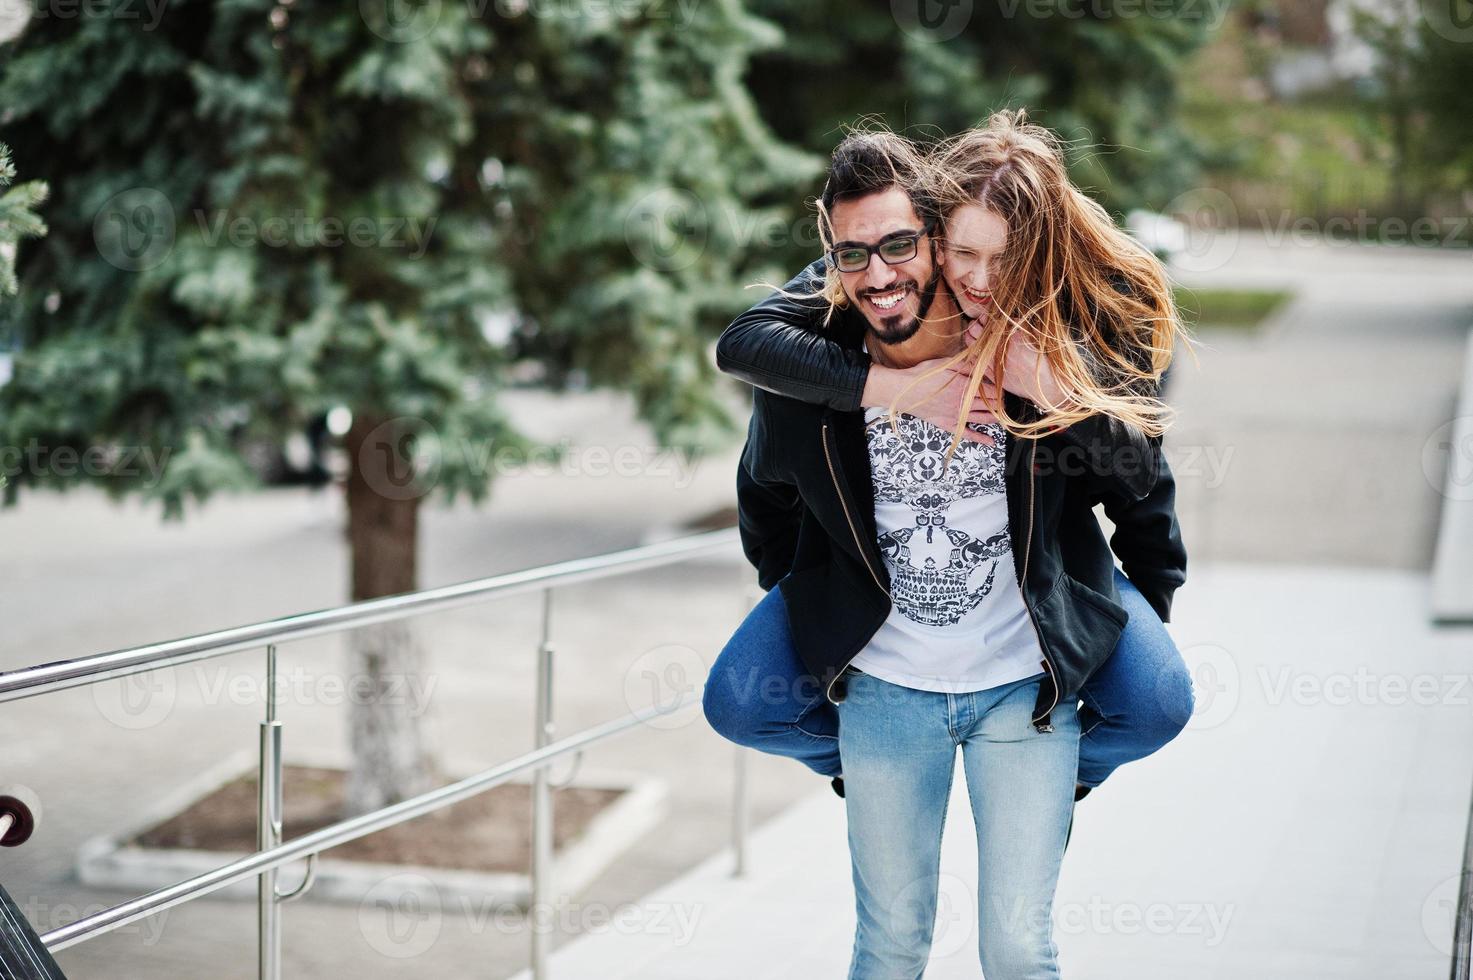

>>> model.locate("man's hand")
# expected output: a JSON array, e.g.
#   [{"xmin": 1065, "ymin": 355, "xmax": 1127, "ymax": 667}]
[{"xmin": 861, "ymin": 359, "xmax": 1006, "ymax": 445}]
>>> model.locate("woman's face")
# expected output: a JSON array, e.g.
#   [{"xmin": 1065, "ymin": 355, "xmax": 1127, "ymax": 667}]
[{"xmin": 938, "ymin": 204, "xmax": 1008, "ymax": 322}]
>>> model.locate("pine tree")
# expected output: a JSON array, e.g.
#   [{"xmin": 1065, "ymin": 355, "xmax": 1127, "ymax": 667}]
[
  {"xmin": 464, "ymin": 0, "xmax": 818, "ymax": 447},
  {"xmin": 0, "ymin": 142, "xmax": 46, "ymax": 301},
  {"xmin": 0, "ymin": 0, "xmax": 813, "ymax": 813},
  {"xmin": 745, "ymin": 0, "xmax": 1214, "ymax": 244}
]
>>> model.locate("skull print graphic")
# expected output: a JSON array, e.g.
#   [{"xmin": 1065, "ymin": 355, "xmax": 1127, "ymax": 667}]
[{"xmin": 865, "ymin": 409, "xmax": 1013, "ymax": 628}]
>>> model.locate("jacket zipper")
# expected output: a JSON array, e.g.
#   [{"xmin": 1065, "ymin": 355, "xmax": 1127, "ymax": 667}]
[
  {"xmin": 1020, "ymin": 437, "xmax": 1062, "ymax": 731},
  {"xmin": 822, "ymin": 419, "xmax": 888, "ymax": 704}
]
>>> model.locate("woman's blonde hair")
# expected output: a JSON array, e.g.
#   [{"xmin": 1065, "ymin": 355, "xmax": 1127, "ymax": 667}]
[{"xmin": 917, "ymin": 109, "xmax": 1186, "ymax": 460}]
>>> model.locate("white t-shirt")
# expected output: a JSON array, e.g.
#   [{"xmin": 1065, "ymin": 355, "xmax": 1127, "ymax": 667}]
[{"xmin": 849, "ymin": 403, "xmax": 1046, "ymax": 694}]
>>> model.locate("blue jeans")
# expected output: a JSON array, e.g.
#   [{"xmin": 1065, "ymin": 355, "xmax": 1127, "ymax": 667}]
[
  {"xmin": 702, "ymin": 567, "xmax": 1193, "ymax": 788},
  {"xmin": 838, "ymin": 669, "xmax": 1078, "ymax": 978}
]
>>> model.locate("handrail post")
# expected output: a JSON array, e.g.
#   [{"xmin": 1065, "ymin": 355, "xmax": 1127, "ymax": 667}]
[
  {"xmin": 258, "ymin": 644, "xmax": 283, "ymax": 980},
  {"xmin": 530, "ymin": 588, "xmax": 556, "ymax": 980},
  {"xmin": 1452, "ymin": 779, "xmax": 1473, "ymax": 980}
]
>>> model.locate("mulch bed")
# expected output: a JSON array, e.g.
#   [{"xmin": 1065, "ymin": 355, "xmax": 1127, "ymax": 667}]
[{"xmin": 131, "ymin": 766, "xmax": 624, "ymax": 873}]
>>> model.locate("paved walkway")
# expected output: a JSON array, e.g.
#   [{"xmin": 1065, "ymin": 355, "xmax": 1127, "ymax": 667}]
[
  {"xmin": 510, "ymin": 562, "xmax": 1473, "ymax": 979},
  {"xmin": 1164, "ymin": 233, "xmax": 1473, "ymax": 570}
]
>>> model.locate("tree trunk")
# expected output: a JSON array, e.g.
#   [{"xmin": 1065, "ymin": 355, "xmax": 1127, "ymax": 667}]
[{"xmin": 341, "ymin": 414, "xmax": 437, "ymax": 817}]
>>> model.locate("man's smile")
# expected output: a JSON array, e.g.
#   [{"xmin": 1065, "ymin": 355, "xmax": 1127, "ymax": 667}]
[{"xmin": 861, "ymin": 283, "xmax": 914, "ymax": 314}]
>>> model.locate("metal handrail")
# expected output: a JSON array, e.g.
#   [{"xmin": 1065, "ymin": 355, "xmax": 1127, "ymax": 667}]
[
  {"xmin": 40, "ymin": 693, "xmax": 700, "ymax": 951},
  {"xmin": 0, "ymin": 527, "xmax": 739, "ymax": 702},
  {"xmin": 1, "ymin": 526, "xmax": 747, "ymax": 980}
]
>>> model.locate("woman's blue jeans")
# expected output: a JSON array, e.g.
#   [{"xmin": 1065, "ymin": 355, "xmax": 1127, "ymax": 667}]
[
  {"xmin": 837, "ymin": 669, "xmax": 1078, "ymax": 978},
  {"xmin": 702, "ymin": 567, "xmax": 1194, "ymax": 788}
]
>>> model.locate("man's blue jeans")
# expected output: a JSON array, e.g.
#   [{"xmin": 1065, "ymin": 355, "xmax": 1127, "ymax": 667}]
[
  {"xmin": 837, "ymin": 668, "xmax": 1078, "ymax": 977},
  {"xmin": 702, "ymin": 567, "xmax": 1194, "ymax": 788}
]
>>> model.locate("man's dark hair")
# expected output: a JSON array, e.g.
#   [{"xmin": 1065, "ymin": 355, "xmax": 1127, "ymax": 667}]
[{"xmin": 818, "ymin": 131, "xmax": 937, "ymax": 239}]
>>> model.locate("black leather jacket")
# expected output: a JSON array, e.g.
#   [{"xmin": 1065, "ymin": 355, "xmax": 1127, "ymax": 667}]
[{"xmin": 724, "ymin": 260, "xmax": 1187, "ymax": 731}]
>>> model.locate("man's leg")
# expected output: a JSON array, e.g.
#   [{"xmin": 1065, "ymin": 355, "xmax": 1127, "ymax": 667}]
[
  {"xmin": 963, "ymin": 673, "xmax": 1079, "ymax": 979},
  {"xmin": 701, "ymin": 583, "xmax": 842, "ymax": 779},
  {"xmin": 836, "ymin": 670, "xmax": 958, "ymax": 980},
  {"xmin": 1075, "ymin": 568, "xmax": 1195, "ymax": 790}
]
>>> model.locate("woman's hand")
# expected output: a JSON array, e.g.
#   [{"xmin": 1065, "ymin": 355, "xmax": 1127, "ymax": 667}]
[
  {"xmin": 960, "ymin": 318, "xmax": 1072, "ymax": 411},
  {"xmin": 861, "ymin": 360, "xmax": 1006, "ymax": 445}
]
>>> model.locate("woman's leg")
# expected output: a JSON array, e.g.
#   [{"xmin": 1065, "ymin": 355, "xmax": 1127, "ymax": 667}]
[
  {"xmin": 835, "ymin": 670, "xmax": 957, "ymax": 979},
  {"xmin": 1075, "ymin": 568, "xmax": 1195, "ymax": 789},
  {"xmin": 701, "ymin": 583, "xmax": 842, "ymax": 779},
  {"xmin": 963, "ymin": 674, "xmax": 1079, "ymax": 979}
]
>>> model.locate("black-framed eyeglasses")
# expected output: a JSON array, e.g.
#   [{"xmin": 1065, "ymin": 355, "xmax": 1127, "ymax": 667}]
[{"xmin": 827, "ymin": 225, "xmax": 932, "ymax": 274}]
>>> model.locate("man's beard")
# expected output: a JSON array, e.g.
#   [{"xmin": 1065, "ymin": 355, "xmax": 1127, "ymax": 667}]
[{"xmin": 863, "ymin": 269, "xmax": 944, "ymax": 346}]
